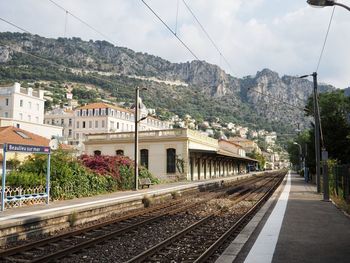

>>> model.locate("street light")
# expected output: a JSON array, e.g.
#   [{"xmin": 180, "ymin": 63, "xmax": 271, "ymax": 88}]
[
  {"xmin": 300, "ymin": 72, "xmax": 321, "ymax": 193},
  {"xmin": 134, "ymin": 87, "xmax": 147, "ymax": 191},
  {"xmin": 293, "ymin": 142, "xmax": 303, "ymax": 172},
  {"xmin": 307, "ymin": 0, "xmax": 350, "ymax": 11}
]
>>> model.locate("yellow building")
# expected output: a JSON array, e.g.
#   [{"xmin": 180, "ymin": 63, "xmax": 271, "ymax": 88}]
[{"xmin": 84, "ymin": 128, "xmax": 257, "ymax": 181}]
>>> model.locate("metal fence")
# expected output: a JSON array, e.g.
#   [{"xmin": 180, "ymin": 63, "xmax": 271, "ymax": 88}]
[{"xmin": 330, "ymin": 164, "xmax": 350, "ymax": 202}]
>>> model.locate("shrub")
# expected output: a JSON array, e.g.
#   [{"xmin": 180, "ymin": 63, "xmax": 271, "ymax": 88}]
[
  {"xmin": 6, "ymin": 150, "xmax": 118, "ymax": 200},
  {"xmin": 80, "ymin": 154, "xmax": 159, "ymax": 190}
]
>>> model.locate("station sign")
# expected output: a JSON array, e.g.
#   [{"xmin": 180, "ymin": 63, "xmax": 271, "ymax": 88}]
[{"xmin": 6, "ymin": 143, "xmax": 51, "ymax": 154}]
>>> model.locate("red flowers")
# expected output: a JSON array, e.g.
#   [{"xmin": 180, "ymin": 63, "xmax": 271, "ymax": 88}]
[{"xmin": 80, "ymin": 154, "xmax": 133, "ymax": 180}]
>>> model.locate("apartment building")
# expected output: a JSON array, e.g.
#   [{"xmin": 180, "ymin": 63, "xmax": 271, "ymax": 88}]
[
  {"xmin": 45, "ymin": 102, "xmax": 172, "ymax": 144},
  {"xmin": 0, "ymin": 83, "xmax": 62, "ymax": 139}
]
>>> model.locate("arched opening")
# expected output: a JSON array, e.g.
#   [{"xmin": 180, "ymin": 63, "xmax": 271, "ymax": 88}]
[
  {"xmin": 94, "ymin": 150, "xmax": 101, "ymax": 156},
  {"xmin": 116, "ymin": 150, "xmax": 124, "ymax": 156},
  {"xmin": 140, "ymin": 149, "xmax": 149, "ymax": 169},
  {"xmin": 166, "ymin": 148, "xmax": 176, "ymax": 173}
]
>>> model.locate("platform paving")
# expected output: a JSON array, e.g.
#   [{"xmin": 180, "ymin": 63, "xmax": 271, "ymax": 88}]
[{"xmin": 236, "ymin": 172, "xmax": 350, "ymax": 263}]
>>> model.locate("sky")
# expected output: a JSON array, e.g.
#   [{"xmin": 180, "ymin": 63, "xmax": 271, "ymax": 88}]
[{"xmin": 0, "ymin": 0, "xmax": 349, "ymax": 89}]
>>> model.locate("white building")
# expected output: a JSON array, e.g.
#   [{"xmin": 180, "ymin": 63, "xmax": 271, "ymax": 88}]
[
  {"xmin": 45, "ymin": 102, "xmax": 172, "ymax": 145},
  {"xmin": 0, "ymin": 83, "xmax": 62, "ymax": 139}
]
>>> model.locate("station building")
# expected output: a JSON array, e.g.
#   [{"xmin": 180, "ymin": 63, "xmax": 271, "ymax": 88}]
[{"xmin": 84, "ymin": 128, "xmax": 257, "ymax": 181}]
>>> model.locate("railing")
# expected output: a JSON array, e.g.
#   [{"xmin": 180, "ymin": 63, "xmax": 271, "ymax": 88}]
[
  {"xmin": 330, "ymin": 164, "xmax": 350, "ymax": 202},
  {"xmin": 86, "ymin": 129, "xmax": 188, "ymax": 141},
  {"xmin": 0, "ymin": 185, "xmax": 46, "ymax": 209},
  {"xmin": 85, "ymin": 128, "xmax": 219, "ymax": 147}
]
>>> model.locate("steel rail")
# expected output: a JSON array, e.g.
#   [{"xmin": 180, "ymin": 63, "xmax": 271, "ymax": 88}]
[
  {"xmin": 126, "ymin": 172, "xmax": 285, "ymax": 263},
  {"xmin": 193, "ymin": 173, "xmax": 285, "ymax": 262},
  {"xmin": 0, "ymin": 200, "xmax": 182, "ymax": 258}
]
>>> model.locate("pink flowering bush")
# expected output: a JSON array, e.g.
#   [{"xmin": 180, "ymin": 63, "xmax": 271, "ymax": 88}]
[{"xmin": 79, "ymin": 155, "xmax": 158, "ymax": 190}]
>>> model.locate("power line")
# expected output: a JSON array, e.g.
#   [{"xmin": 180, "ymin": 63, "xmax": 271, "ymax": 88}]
[
  {"xmin": 141, "ymin": 0, "xmax": 200, "ymax": 60},
  {"xmin": 48, "ymin": 0, "xmax": 118, "ymax": 46},
  {"xmin": 0, "ymin": 17, "xmax": 31, "ymax": 34},
  {"xmin": 315, "ymin": 6, "xmax": 336, "ymax": 72},
  {"xmin": 248, "ymin": 87, "xmax": 308, "ymax": 113},
  {"xmin": 182, "ymin": 0, "xmax": 233, "ymax": 73}
]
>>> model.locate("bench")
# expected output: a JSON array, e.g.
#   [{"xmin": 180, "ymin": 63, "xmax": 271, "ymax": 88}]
[{"xmin": 139, "ymin": 178, "xmax": 153, "ymax": 189}]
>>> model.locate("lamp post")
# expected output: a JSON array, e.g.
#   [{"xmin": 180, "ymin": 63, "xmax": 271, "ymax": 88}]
[
  {"xmin": 307, "ymin": 0, "xmax": 350, "ymax": 11},
  {"xmin": 300, "ymin": 72, "xmax": 321, "ymax": 193},
  {"xmin": 134, "ymin": 87, "xmax": 147, "ymax": 191},
  {"xmin": 293, "ymin": 142, "xmax": 303, "ymax": 172}
]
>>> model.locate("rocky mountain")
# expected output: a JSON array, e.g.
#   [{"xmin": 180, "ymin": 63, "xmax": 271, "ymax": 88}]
[{"xmin": 0, "ymin": 32, "xmax": 335, "ymax": 134}]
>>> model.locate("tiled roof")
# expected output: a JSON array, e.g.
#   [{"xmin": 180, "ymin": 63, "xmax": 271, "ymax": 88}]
[
  {"xmin": 0, "ymin": 126, "xmax": 49, "ymax": 147},
  {"xmin": 77, "ymin": 102, "xmax": 132, "ymax": 113}
]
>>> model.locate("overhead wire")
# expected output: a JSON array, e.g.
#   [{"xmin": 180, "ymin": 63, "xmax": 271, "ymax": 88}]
[
  {"xmin": 315, "ymin": 6, "xmax": 336, "ymax": 73},
  {"xmin": 48, "ymin": 0, "xmax": 118, "ymax": 46},
  {"xmin": 141, "ymin": 0, "xmax": 199, "ymax": 60},
  {"xmin": 182, "ymin": 0, "xmax": 233, "ymax": 73}
]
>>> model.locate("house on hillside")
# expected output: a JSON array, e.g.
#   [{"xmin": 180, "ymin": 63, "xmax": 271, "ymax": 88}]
[
  {"xmin": 45, "ymin": 101, "xmax": 172, "ymax": 146},
  {"xmin": 0, "ymin": 83, "xmax": 62, "ymax": 139}
]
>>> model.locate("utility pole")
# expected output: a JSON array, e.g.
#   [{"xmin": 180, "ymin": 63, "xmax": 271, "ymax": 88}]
[
  {"xmin": 134, "ymin": 87, "xmax": 139, "ymax": 191},
  {"xmin": 313, "ymin": 72, "xmax": 321, "ymax": 193}
]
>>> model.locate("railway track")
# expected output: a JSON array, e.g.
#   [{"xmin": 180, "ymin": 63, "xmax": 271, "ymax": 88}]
[
  {"xmin": 126, "ymin": 172, "xmax": 285, "ymax": 263},
  {"xmin": 0, "ymin": 171, "xmax": 285, "ymax": 263}
]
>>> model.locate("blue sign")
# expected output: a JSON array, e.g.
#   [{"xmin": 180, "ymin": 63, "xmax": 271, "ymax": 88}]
[{"xmin": 6, "ymin": 143, "xmax": 50, "ymax": 154}]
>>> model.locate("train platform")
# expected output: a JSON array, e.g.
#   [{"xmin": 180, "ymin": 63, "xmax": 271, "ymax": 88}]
[
  {"xmin": 219, "ymin": 172, "xmax": 350, "ymax": 263},
  {"xmin": 0, "ymin": 172, "xmax": 258, "ymax": 244}
]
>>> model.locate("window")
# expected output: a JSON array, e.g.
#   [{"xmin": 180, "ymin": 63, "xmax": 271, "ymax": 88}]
[
  {"xmin": 140, "ymin": 149, "xmax": 149, "ymax": 169},
  {"xmin": 15, "ymin": 130, "xmax": 31, "ymax": 139},
  {"xmin": 4, "ymin": 112, "xmax": 8, "ymax": 118},
  {"xmin": 76, "ymin": 133, "xmax": 80, "ymax": 139},
  {"xmin": 28, "ymin": 101, "xmax": 32, "ymax": 109},
  {"xmin": 94, "ymin": 150, "xmax": 101, "ymax": 156},
  {"xmin": 111, "ymin": 110, "xmax": 114, "ymax": 116},
  {"xmin": 5, "ymin": 98, "xmax": 9, "ymax": 106},
  {"xmin": 117, "ymin": 122, "xmax": 119, "ymax": 129},
  {"xmin": 110, "ymin": 121, "xmax": 115, "ymax": 129},
  {"xmin": 83, "ymin": 121, "xmax": 86, "ymax": 128},
  {"xmin": 102, "ymin": 120, "xmax": 105, "ymax": 128},
  {"xmin": 51, "ymin": 119, "xmax": 55, "ymax": 125},
  {"xmin": 68, "ymin": 129, "xmax": 72, "ymax": 137},
  {"xmin": 76, "ymin": 111, "xmax": 80, "ymax": 117},
  {"xmin": 116, "ymin": 150, "xmax": 124, "ymax": 156},
  {"xmin": 76, "ymin": 121, "xmax": 80, "ymax": 128},
  {"xmin": 101, "ymin": 109, "xmax": 106, "ymax": 116},
  {"xmin": 89, "ymin": 121, "xmax": 92, "ymax": 128},
  {"xmin": 36, "ymin": 103, "xmax": 39, "ymax": 111},
  {"xmin": 61, "ymin": 119, "xmax": 64, "ymax": 125},
  {"xmin": 88, "ymin": 109, "xmax": 93, "ymax": 116},
  {"xmin": 69, "ymin": 118, "xmax": 72, "ymax": 126},
  {"xmin": 20, "ymin": 99, "xmax": 23, "ymax": 107},
  {"xmin": 82, "ymin": 110, "xmax": 87, "ymax": 116},
  {"xmin": 166, "ymin": 148, "xmax": 176, "ymax": 173},
  {"xmin": 94, "ymin": 109, "xmax": 99, "ymax": 116},
  {"xmin": 16, "ymin": 123, "xmax": 20, "ymax": 128},
  {"xmin": 95, "ymin": 120, "xmax": 98, "ymax": 128}
]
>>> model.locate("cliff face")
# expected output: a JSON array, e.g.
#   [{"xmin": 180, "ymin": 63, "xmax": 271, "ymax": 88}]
[{"xmin": 0, "ymin": 32, "xmax": 336, "ymax": 133}]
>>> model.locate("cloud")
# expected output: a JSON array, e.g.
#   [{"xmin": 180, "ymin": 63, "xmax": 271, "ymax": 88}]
[{"xmin": 0, "ymin": 0, "xmax": 349, "ymax": 88}]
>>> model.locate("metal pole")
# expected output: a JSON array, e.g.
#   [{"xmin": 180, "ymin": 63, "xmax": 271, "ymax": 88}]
[
  {"xmin": 134, "ymin": 87, "xmax": 139, "ymax": 191},
  {"xmin": 1, "ymin": 144, "xmax": 7, "ymax": 211},
  {"xmin": 313, "ymin": 72, "xmax": 321, "ymax": 193},
  {"xmin": 46, "ymin": 153, "xmax": 51, "ymax": 205},
  {"xmin": 304, "ymin": 144, "xmax": 308, "ymax": 182},
  {"xmin": 322, "ymin": 149, "xmax": 329, "ymax": 201}
]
